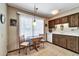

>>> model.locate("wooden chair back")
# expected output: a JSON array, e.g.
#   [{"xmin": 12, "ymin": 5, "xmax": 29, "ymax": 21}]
[
  {"xmin": 19, "ymin": 35, "xmax": 25, "ymax": 44},
  {"xmin": 32, "ymin": 38, "xmax": 41, "ymax": 44},
  {"xmin": 39, "ymin": 34, "xmax": 45, "ymax": 39}
]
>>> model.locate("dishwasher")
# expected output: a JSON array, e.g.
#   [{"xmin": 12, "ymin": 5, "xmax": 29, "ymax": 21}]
[{"xmin": 47, "ymin": 32, "xmax": 53, "ymax": 43}]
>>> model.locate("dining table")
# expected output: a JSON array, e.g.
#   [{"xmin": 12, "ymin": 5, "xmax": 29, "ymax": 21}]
[{"xmin": 25, "ymin": 35, "xmax": 43, "ymax": 51}]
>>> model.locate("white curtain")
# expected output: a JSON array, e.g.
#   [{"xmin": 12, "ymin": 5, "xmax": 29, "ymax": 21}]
[
  {"xmin": 34, "ymin": 17, "xmax": 44, "ymax": 36},
  {"xmin": 19, "ymin": 13, "xmax": 44, "ymax": 38}
]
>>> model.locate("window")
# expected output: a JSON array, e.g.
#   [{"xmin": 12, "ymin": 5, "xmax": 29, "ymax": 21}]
[
  {"xmin": 19, "ymin": 13, "xmax": 44, "ymax": 38},
  {"xmin": 34, "ymin": 17, "xmax": 44, "ymax": 36}
]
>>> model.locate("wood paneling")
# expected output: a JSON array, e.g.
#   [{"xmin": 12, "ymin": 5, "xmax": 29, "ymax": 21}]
[
  {"xmin": 53, "ymin": 34, "xmax": 79, "ymax": 53},
  {"xmin": 48, "ymin": 13, "xmax": 79, "ymax": 28},
  {"xmin": 53, "ymin": 34, "xmax": 66, "ymax": 48},
  {"xmin": 61, "ymin": 16, "xmax": 68, "ymax": 24},
  {"xmin": 59, "ymin": 35, "xmax": 67, "ymax": 48},
  {"xmin": 67, "ymin": 36, "xmax": 76, "ymax": 51},
  {"xmin": 67, "ymin": 36, "xmax": 79, "ymax": 52},
  {"xmin": 54, "ymin": 18, "xmax": 61, "ymax": 25},
  {"xmin": 48, "ymin": 20, "xmax": 55, "ymax": 28},
  {"xmin": 53, "ymin": 34, "xmax": 59, "ymax": 45},
  {"xmin": 48, "ymin": 20, "xmax": 55, "ymax": 32},
  {"xmin": 68, "ymin": 13, "xmax": 79, "ymax": 27}
]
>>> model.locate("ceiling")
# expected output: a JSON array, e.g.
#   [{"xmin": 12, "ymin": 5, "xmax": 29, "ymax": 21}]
[{"xmin": 8, "ymin": 3, "xmax": 79, "ymax": 18}]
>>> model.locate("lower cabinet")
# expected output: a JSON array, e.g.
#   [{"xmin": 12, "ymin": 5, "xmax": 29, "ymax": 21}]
[
  {"xmin": 53, "ymin": 34, "xmax": 79, "ymax": 53},
  {"xmin": 53, "ymin": 34, "xmax": 66, "ymax": 48},
  {"xmin": 59, "ymin": 35, "xmax": 67, "ymax": 48},
  {"xmin": 67, "ymin": 36, "xmax": 79, "ymax": 52},
  {"xmin": 53, "ymin": 34, "xmax": 59, "ymax": 45}
]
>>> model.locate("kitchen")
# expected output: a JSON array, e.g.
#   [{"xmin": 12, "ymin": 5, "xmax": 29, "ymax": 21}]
[
  {"xmin": 1, "ymin": 3, "xmax": 79, "ymax": 56},
  {"xmin": 47, "ymin": 11, "xmax": 79, "ymax": 53},
  {"xmin": 7, "ymin": 3, "xmax": 79, "ymax": 55}
]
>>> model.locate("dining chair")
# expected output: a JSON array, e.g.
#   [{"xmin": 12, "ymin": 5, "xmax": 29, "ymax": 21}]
[
  {"xmin": 32, "ymin": 38, "xmax": 41, "ymax": 51},
  {"xmin": 19, "ymin": 35, "xmax": 29, "ymax": 55},
  {"xmin": 39, "ymin": 34, "xmax": 46, "ymax": 48}
]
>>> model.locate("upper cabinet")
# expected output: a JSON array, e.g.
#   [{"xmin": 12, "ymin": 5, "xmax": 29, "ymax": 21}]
[
  {"xmin": 54, "ymin": 16, "xmax": 68, "ymax": 25},
  {"xmin": 54, "ymin": 18, "xmax": 61, "ymax": 25},
  {"xmin": 61, "ymin": 16, "xmax": 68, "ymax": 24},
  {"xmin": 48, "ymin": 20, "xmax": 55, "ymax": 28},
  {"xmin": 48, "ymin": 12, "xmax": 79, "ymax": 29},
  {"xmin": 68, "ymin": 13, "xmax": 79, "ymax": 27},
  {"xmin": 48, "ymin": 20, "xmax": 55, "ymax": 32}
]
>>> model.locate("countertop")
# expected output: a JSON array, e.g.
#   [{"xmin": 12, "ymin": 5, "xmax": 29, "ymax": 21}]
[{"xmin": 47, "ymin": 31, "xmax": 79, "ymax": 37}]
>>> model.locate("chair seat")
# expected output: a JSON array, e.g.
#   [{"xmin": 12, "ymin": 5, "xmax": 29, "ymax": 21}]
[
  {"xmin": 20, "ymin": 42, "xmax": 29, "ymax": 46},
  {"xmin": 41, "ymin": 39, "xmax": 45, "ymax": 41}
]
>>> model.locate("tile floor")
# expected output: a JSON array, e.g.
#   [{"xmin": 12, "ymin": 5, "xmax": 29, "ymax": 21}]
[{"xmin": 8, "ymin": 42, "xmax": 79, "ymax": 56}]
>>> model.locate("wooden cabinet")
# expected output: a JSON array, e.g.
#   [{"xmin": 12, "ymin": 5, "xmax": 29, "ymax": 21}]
[
  {"xmin": 48, "ymin": 20, "xmax": 55, "ymax": 28},
  {"xmin": 61, "ymin": 16, "xmax": 68, "ymax": 24},
  {"xmin": 54, "ymin": 16, "xmax": 68, "ymax": 25},
  {"xmin": 67, "ymin": 36, "xmax": 76, "ymax": 51},
  {"xmin": 48, "ymin": 20, "xmax": 55, "ymax": 32},
  {"xmin": 53, "ymin": 34, "xmax": 66, "ymax": 48},
  {"xmin": 53, "ymin": 34, "xmax": 79, "ymax": 53},
  {"xmin": 68, "ymin": 13, "xmax": 79, "ymax": 27},
  {"xmin": 67, "ymin": 36, "xmax": 79, "ymax": 52},
  {"xmin": 59, "ymin": 35, "xmax": 67, "ymax": 48},
  {"xmin": 54, "ymin": 18, "xmax": 61, "ymax": 25},
  {"xmin": 53, "ymin": 34, "xmax": 59, "ymax": 45},
  {"xmin": 48, "ymin": 21, "xmax": 52, "ymax": 28},
  {"xmin": 48, "ymin": 13, "xmax": 79, "ymax": 27}
]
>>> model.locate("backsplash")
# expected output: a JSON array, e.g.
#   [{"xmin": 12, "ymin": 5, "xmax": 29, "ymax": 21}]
[{"xmin": 52, "ymin": 23, "xmax": 79, "ymax": 34}]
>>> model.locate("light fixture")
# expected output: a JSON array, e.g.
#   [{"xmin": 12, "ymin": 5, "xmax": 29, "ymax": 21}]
[
  {"xmin": 33, "ymin": 19, "xmax": 36, "ymax": 26},
  {"xmin": 32, "ymin": 4, "xmax": 38, "ymax": 36},
  {"xmin": 51, "ymin": 9, "xmax": 59, "ymax": 15},
  {"xmin": 32, "ymin": 4, "xmax": 38, "ymax": 26}
]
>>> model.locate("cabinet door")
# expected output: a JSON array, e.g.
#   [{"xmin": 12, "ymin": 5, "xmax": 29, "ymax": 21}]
[
  {"xmin": 67, "ymin": 36, "xmax": 76, "ymax": 51},
  {"xmin": 53, "ymin": 34, "xmax": 59, "ymax": 45},
  {"xmin": 59, "ymin": 35, "xmax": 67, "ymax": 48},
  {"xmin": 75, "ymin": 37, "xmax": 79, "ymax": 53},
  {"xmin": 54, "ymin": 38, "xmax": 59, "ymax": 45},
  {"xmin": 48, "ymin": 21, "xmax": 52, "ymax": 28},
  {"xmin": 61, "ymin": 16, "xmax": 68, "ymax": 24},
  {"xmin": 48, "ymin": 20, "xmax": 55, "ymax": 28},
  {"xmin": 53, "ymin": 34, "xmax": 57, "ymax": 44},
  {"xmin": 54, "ymin": 18, "xmax": 61, "ymax": 25},
  {"xmin": 51, "ymin": 20, "xmax": 55, "ymax": 28},
  {"xmin": 48, "ymin": 20, "xmax": 55, "ymax": 32},
  {"xmin": 69, "ymin": 13, "xmax": 79, "ymax": 27}
]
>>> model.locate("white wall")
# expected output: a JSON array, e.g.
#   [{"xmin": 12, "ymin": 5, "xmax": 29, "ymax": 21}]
[
  {"xmin": 7, "ymin": 6, "xmax": 18, "ymax": 51},
  {"xmin": 7, "ymin": 6, "xmax": 46, "ymax": 51},
  {"xmin": 0, "ymin": 3, "xmax": 7, "ymax": 56}
]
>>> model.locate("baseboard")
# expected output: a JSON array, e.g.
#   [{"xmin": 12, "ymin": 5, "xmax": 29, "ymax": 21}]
[
  {"xmin": 8, "ymin": 41, "xmax": 52, "ymax": 53},
  {"xmin": 47, "ymin": 42, "xmax": 79, "ymax": 54},
  {"xmin": 6, "ymin": 51, "xmax": 8, "ymax": 56},
  {"xmin": 46, "ymin": 41, "xmax": 53, "ymax": 44},
  {"xmin": 53, "ymin": 43, "xmax": 79, "ymax": 54},
  {"xmin": 6, "ymin": 53, "xmax": 8, "ymax": 56},
  {"xmin": 8, "ymin": 47, "xmax": 25, "ymax": 53}
]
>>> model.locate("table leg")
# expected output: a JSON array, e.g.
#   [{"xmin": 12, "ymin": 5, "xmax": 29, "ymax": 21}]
[{"xmin": 33, "ymin": 44, "xmax": 38, "ymax": 51}]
